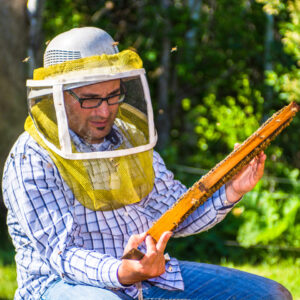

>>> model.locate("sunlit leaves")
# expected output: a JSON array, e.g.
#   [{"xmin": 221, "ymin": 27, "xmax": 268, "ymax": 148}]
[
  {"xmin": 42, "ymin": 0, "xmax": 300, "ymax": 256},
  {"xmin": 237, "ymin": 181, "xmax": 300, "ymax": 247},
  {"xmin": 255, "ymin": 0, "xmax": 286, "ymax": 15},
  {"xmin": 181, "ymin": 98, "xmax": 191, "ymax": 111}
]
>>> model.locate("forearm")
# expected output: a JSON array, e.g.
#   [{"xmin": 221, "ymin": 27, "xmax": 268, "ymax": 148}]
[
  {"xmin": 51, "ymin": 246, "xmax": 125, "ymax": 289},
  {"xmin": 173, "ymin": 185, "xmax": 235, "ymax": 237}
]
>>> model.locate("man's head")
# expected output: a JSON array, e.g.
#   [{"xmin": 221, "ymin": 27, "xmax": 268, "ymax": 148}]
[{"xmin": 27, "ymin": 26, "xmax": 157, "ymax": 159}]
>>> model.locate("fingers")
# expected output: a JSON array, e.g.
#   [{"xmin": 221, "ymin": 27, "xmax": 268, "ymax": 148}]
[
  {"xmin": 144, "ymin": 231, "xmax": 172, "ymax": 257},
  {"xmin": 120, "ymin": 232, "xmax": 172, "ymax": 284},
  {"xmin": 260, "ymin": 151, "xmax": 267, "ymax": 161},
  {"xmin": 234, "ymin": 143, "xmax": 266, "ymax": 166},
  {"xmin": 251, "ymin": 151, "xmax": 266, "ymax": 171},
  {"xmin": 124, "ymin": 231, "xmax": 173, "ymax": 258},
  {"xmin": 145, "ymin": 235, "xmax": 157, "ymax": 256},
  {"xmin": 256, "ymin": 152, "xmax": 266, "ymax": 179},
  {"xmin": 123, "ymin": 232, "xmax": 147, "ymax": 254}
]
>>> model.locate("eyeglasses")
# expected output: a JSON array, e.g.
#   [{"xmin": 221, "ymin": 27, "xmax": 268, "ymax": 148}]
[{"xmin": 67, "ymin": 89, "xmax": 125, "ymax": 109}]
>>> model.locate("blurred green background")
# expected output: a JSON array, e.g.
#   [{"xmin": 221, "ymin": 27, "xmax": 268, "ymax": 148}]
[{"xmin": 0, "ymin": 0, "xmax": 299, "ymax": 299}]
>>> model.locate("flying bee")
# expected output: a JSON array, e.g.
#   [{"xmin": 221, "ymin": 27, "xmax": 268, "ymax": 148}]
[
  {"xmin": 22, "ymin": 56, "xmax": 31, "ymax": 63},
  {"xmin": 171, "ymin": 46, "xmax": 178, "ymax": 53}
]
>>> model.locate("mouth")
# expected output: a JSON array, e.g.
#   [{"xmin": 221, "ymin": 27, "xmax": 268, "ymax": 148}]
[{"xmin": 89, "ymin": 120, "xmax": 108, "ymax": 128}]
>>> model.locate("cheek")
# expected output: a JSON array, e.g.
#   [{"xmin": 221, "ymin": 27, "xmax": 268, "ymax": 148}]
[
  {"xmin": 65, "ymin": 103, "xmax": 85, "ymax": 127},
  {"xmin": 65, "ymin": 104, "xmax": 75, "ymax": 123},
  {"xmin": 111, "ymin": 106, "xmax": 119, "ymax": 119}
]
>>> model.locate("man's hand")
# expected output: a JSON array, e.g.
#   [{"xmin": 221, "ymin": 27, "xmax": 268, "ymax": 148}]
[
  {"xmin": 117, "ymin": 231, "xmax": 172, "ymax": 285},
  {"xmin": 226, "ymin": 144, "xmax": 266, "ymax": 203}
]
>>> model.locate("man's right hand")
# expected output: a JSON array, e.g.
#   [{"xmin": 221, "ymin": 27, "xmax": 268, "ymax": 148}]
[{"xmin": 117, "ymin": 231, "xmax": 172, "ymax": 285}]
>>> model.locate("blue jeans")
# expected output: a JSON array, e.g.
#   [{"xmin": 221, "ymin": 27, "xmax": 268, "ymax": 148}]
[{"xmin": 40, "ymin": 261, "xmax": 292, "ymax": 300}]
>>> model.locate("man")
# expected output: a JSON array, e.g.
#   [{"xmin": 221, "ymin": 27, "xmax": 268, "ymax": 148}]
[{"xmin": 2, "ymin": 27, "xmax": 292, "ymax": 300}]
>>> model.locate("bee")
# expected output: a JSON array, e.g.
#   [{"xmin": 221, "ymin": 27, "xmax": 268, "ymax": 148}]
[
  {"xmin": 22, "ymin": 56, "xmax": 31, "ymax": 63},
  {"xmin": 171, "ymin": 46, "xmax": 178, "ymax": 53},
  {"xmin": 191, "ymin": 198, "xmax": 198, "ymax": 205}
]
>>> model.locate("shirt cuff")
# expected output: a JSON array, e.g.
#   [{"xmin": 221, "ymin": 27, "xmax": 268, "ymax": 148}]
[
  {"xmin": 212, "ymin": 184, "xmax": 242, "ymax": 209},
  {"xmin": 98, "ymin": 258, "xmax": 133, "ymax": 289}
]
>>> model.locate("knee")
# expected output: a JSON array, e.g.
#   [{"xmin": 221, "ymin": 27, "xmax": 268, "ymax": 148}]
[{"xmin": 267, "ymin": 282, "xmax": 293, "ymax": 300}]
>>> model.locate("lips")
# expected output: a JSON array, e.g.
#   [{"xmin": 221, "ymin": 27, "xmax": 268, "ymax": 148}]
[{"xmin": 89, "ymin": 120, "xmax": 108, "ymax": 127}]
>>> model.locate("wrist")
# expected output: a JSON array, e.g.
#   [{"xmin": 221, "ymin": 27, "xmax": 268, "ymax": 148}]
[
  {"xmin": 117, "ymin": 262, "xmax": 131, "ymax": 285},
  {"xmin": 117, "ymin": 261, "xmax": 141, "ymax": 286},
  {"xmin": 225, "ymin": 182, "xmax": 244, "ymax": 203}
]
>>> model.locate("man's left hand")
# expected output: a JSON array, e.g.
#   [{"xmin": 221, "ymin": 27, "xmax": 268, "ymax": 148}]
[{"xmin": 225, "ymin": 144, "xmax": 266, "ymax": 203}]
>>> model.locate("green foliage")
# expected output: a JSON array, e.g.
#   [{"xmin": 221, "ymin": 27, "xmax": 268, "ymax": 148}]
[
  {"xmin": 221, "ymin": 259, "xmax": 300, "ymax": 299},
  {"xmin": 43, "ymin": 0, "xmax": 86, "ymax": 39},
  {"xmin": 0, "ymin": 264, "xmax": 17, "ymax": 300},
  {"xmin": 236, "ymin": 162, "xmax": 300, "ymax": 248},
  {"xmin": 263, "ymin": 0, "xmax": 300, "ymax": 103},
  {"xmin": 256, "ymin": 0, "xmax": 286, "ymax": 15},
  {"xmin": 180, "ymin": 74, "xmax": 264, "ymax": 168},
  {"xmin": 39, "ymin": 0, "xmax": 300, "ymax": 263}
]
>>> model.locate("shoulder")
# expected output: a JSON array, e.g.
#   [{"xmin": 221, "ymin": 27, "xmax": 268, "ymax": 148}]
[
  {"xmin": 3, "ymin": 132, "xmax": 55, "ymax": 183},
  {"xmin": 152, "ymin": 150, "xmax": 175, "ymax": 182},
  {"xmin": 6, "ymin": 132, "xmax": 51, "ymax": 162},
  {"xmin": 2, "ymin": 132, "xmax": 69, "ymax": 207}
]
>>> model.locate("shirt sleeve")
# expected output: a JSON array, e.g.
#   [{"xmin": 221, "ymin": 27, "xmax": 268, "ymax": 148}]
[
  {"xmin": 3, "ymin": 149, "xmax": 127, "ymax": 289},
  {"xmin": 144, "ymin": 151, "xmax": 236, "ymax": 237}
]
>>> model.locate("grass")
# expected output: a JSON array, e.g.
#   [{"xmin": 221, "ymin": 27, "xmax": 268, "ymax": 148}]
[
  {"xmin": 0, "ymin": 264, "xmax": 17, "ymax": 300},
  {"xmin": 220, "ymin": 259, "xmax": 300, "ymax": 300},
  {"xmin": 0, "ymin": 260, "xmax": 299, "ymax": 299}
]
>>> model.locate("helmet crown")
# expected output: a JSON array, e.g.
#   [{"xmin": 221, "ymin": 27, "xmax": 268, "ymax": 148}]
[{"xmin": 44, "ymin": 27, "xmax": 119, "ymax": 67}]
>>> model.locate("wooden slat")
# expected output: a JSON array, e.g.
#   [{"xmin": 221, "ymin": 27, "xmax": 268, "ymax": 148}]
[{"xmin": 122, "ymin": 102, "xmax": 299, "ymax": 259}]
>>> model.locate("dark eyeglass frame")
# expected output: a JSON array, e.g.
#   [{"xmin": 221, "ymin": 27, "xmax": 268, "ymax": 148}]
[{"xmin": 66, "ymin": 89, "xmax": 125, "ymax": 109}]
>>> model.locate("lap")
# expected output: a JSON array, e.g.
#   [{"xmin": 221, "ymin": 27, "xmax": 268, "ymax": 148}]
[
  {"xmin": 40, "ymin": 261, "xmax": 292, "ymax": 300},
  {"xmin": 143, "ymin": 261, "xmax": 292, "ymax": 300}
]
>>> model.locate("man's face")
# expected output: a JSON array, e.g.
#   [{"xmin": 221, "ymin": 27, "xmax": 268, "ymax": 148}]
[{"xmin": 64, "ymin": 79, "xmax": 120, "ymax": 144}]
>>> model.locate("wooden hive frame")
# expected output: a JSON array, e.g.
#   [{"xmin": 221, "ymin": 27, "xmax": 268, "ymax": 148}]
[{"xmin": 122, "ymin": 101, "xmax": 299, "ymax": 260}]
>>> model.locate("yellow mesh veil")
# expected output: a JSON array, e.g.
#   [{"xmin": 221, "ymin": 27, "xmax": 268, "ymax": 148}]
[
  {"xmin": 25, "ymin": 50, "xmax": 155, "ymax": 211},
  {"xmin": 33, "ymin": 49, "xmax": 142, "ymax": 80}
]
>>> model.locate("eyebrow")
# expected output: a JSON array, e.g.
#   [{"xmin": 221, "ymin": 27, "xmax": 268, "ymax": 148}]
[{"xmin": 80, "ymin": 88, "xmax": 120, "ymax": 98}]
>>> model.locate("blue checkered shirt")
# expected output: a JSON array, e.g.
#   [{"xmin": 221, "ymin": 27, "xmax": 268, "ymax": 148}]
[{"xmin": 2, "ymin": 130, "xmax": 234, "ymax": 300}]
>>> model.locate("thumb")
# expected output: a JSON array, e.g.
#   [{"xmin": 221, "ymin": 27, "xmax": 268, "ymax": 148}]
[{"xmin": 156, "ymin": 231, "xmax": 172, "ymax": 254}]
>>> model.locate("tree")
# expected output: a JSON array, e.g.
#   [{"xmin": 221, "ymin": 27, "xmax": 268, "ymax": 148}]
[
  {"xmin": 0, "ymin": 0, "xmax": 28, "ymax": 168},
  {"xmin": 0, "ymin": 0, "xmax": 45, "ymax": 246},
  {"xmin": 7, "ymin": 0, "xmax": 299, "ymax": 260}
]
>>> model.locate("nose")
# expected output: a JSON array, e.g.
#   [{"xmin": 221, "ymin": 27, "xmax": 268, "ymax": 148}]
[{"xmin": 91, "ymin": 100, "xmax": 110, "ymax": 118}]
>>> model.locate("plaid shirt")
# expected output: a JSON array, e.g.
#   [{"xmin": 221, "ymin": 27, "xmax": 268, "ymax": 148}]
[{"xmin": 2, "ymin": 130, "xmax": 234, "ymax": 300}]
